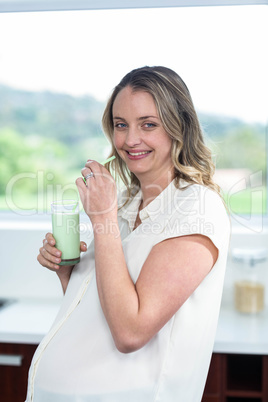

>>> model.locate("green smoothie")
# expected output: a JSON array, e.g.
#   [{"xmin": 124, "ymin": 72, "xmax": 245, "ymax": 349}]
[{"xmin": 52, "ymin": 210, "xmax": 80, "ymax": 266}]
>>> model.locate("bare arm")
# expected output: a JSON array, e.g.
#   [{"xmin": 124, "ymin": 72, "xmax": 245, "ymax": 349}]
[
  {"xmin": 94, "ymin": 228, "xmax": 217, "ymax": 353},
  {"xmin": 76, "ymin": 161, "xmax": 218, "ymax": 353}
]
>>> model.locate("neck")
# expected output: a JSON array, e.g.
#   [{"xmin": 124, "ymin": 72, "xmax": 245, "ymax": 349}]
[{"xmin": 138, "ymin": 168, "xmax": 175, "ymax": 208}]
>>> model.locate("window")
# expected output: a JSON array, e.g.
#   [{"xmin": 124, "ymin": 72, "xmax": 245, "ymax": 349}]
[{"xmin": 0, "ymin": 5, "xmax": 267, "ymax": 230}]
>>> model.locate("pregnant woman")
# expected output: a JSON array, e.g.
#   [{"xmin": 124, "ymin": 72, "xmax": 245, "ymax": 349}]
[{"xmin": 26, "ymin": 66, "xmax": 230, "ymax": 402}]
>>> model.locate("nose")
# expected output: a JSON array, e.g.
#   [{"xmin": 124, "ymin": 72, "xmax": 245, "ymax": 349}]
[{"xmin": 125, "ymin": 126, "xmax": 142, "ymax": 147}]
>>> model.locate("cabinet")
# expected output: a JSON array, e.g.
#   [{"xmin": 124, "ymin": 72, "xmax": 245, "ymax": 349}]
[
  {"xmin": 202, "ymin": 354, "xmax": 222, "ymax": 402},
  {"xmin": 0, "ymin": 343, "xmax": 37, "ymax": 402},
  {"xmin": 203, "ymin": 353, "xmax": 268, "ymax": 402},
  {"xmin": 1, "ymin": 346, "xmax": 268, "ymax": 401}
]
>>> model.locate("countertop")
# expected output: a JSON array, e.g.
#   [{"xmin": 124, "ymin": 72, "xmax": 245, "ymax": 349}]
[
  {"xmin": 0, "ymin": 299, "xmax": 268, "ymax": 355},
  {"xmin": 0, "ymin": 299, "xmax": 61, "ymax": 344},
  {"xmin": 213, "ymin": 305, "xmax": 268, "ymax": 355}
]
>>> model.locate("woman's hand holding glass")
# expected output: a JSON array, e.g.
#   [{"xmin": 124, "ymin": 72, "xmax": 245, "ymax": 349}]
[
  {"xmin": 37, "ymin": 233, "xmax": 87, "ymax": 293},
  {"xmin": 37, "ymin": 232, "xmax": 87, "ymax": 272}
]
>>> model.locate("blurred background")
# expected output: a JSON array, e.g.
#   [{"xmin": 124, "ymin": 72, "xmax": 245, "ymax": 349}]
[{"xmin": 0, "ymin": 5, "xmax": 267, "ymax": 216}]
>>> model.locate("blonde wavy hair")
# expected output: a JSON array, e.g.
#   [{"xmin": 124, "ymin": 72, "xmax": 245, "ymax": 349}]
[{"xmin": 102, "ymin": 66, "xmax": 221, "ymax": 198}]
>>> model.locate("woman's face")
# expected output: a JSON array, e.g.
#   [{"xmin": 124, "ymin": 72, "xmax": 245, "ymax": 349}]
[{"xmin": 112, "ymin": 86, "xmax": 174, "ymax": 184}]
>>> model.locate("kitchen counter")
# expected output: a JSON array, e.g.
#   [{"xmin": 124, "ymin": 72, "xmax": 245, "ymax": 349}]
[
  {"xmin": 213, "ymin": 305, "xmax": 268, "ymax": 355},
  {"xmin": 0, "ymin": 299, "xmax": 61, "ymax": 344},
  {"xmin": 0, "ymin": 299, "xmax": 268, "ymax": 355}
]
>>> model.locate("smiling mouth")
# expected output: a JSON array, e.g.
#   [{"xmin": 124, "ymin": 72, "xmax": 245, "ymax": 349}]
[{"xmin": 127, "ymin": 151, "xmax": 152, "ymax": 156}]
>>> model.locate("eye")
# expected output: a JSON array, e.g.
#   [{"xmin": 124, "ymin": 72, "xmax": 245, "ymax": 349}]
[
  {"xmin": 143, "ymin": 122, "xmax": 156, "ymax": 129},
  {"xmin": 114, "ymin": 122, "xmax": 127, "ymax": 129}
]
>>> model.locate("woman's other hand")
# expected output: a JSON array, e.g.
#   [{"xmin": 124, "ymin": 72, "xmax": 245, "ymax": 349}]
[
  {"xmin": 37, "ymin": 233, "xmax": 87, "ymax": 294},
  {"xmin": 37, "ymin": 232, "xmax": 87, "ymax": 272}
]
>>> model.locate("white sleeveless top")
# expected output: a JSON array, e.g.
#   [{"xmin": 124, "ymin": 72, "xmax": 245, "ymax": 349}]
[{"xmin": 26, "ymin": 180, "xmax": 230, "ymax": 402}]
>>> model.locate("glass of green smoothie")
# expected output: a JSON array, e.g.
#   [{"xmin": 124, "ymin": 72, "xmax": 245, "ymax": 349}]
[{"xmin": 51, "ymin": 200, "xmax": 80, "ymax": 266}]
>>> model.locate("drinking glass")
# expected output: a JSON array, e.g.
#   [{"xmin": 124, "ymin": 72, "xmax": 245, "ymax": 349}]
[{"xmin": 51, "ymin": 200, "xmax": 80, "ymax": 266}]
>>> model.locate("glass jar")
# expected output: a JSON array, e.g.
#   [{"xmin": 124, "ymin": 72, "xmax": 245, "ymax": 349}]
[{"xmin": 232, "ymin": 248, "xmax": 266, "ymax": 314}]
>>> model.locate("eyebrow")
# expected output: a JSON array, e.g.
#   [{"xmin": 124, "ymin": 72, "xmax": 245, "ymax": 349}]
[{"xmin": 113, "ymin": 115, "xmax": 159, "ymax": 121}]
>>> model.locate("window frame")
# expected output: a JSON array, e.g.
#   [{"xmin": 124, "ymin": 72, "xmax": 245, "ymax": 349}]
[{"xmin": 0, "ymin": 0, "xmax": 267, "ymax": 13}]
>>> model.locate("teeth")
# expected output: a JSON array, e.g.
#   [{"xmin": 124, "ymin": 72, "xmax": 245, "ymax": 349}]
[{"xmin": 128, "ymin": 151, "xmax": 150, "ymax": 156}]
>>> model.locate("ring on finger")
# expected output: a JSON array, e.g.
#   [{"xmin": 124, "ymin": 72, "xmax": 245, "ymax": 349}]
[{"xmin": 84, "ymin": 172, "xmax": 94, "ymax": 180}]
